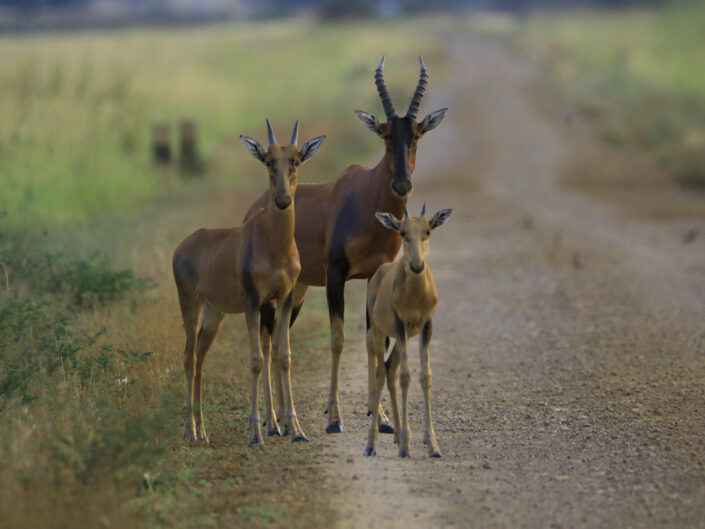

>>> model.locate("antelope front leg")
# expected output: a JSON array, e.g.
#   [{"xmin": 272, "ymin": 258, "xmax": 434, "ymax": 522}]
[
  {"xmin": 275, "ymin": 293, "xmax": 308, "ymax": 442},
  {"xmin": 385, "ymin": 342, "xmax": 402, "ymax": 445},
  {"xmin": 366, "ymin": 325, "xmax": 393, "ymax": 433},
  {"xmin": 364, "ymin": 330, "xmax": 387, "ymax": 456},
  {"xmin": 325, "ymin": 265, "xmax": 346, "ymax": 433},
  {"xmin": 398, "ymin": 339, "xmax": 411, "ymax": 458},
  {"xmin": 259, "ymin": 304, "xmax": 281, "ymax": 437},
  {"xmin": 420, "ymin": 320, "xmax": 441, "ymax": 458},
  {"xmin": 244, "ymin": 305, "xmax": 264, "ymax": 447}
]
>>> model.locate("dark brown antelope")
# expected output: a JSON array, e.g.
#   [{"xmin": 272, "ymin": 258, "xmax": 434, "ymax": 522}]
[
  {"xmin": 246, "ymin": 56, "xmax": 448, "ymax": 434},
  {"xmin": 364, "ymin": 205, "xmax": 452, "ymax": 458},
  {"xmin": 173, "ymin": 121, "xmax": 325, "ymax": 446}
]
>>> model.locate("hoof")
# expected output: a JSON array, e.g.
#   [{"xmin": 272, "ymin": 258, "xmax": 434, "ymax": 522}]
[
  {"xmin": 247, "ymin": 439, "xmax": 264, "ymax": 447},
  {"xmin": 378, "ymin": 423, "xmax": 395, "ymax": 434},
  {"xmin": 292, "ymin": 435, "xmax": 309, "ymax": 443},
  {"xmin": 266, "ymin": 429, "xmax": 282, "ymax": 437},
  {"xmin": 282, "ymin": 429, "xmax": 290, "ymax": 437},
  {"xmin": 430, "ymin": 452, "xmax": 442, "ymax": 459},
  {"xmin": 325, "ymin": 423, "xmax": 343, "ymax": 434},
  {"xmin": 363, "ymin": 448, "xmax": 376, "ymax": 457},
  {"xmin": 398, "ymin": 450, "xmax": 410, "ymax": 458}
]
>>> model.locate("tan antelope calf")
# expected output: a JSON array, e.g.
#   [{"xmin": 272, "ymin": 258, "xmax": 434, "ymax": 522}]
[
  {"xmin": 364, "ymin": 205, "xmax": 452, "ymax": 458},
  {"xmin": 172, "ymin": 121, "xmax": 325, "ymax": 446}
]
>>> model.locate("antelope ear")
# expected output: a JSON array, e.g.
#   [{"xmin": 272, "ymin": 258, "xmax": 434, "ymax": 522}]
[
  {"xmin": 299, "ymin": 135, "xmax": 326, "ymax": 163},
  {"xmin": 418, "ymin": 108, "xmax": 448, "ymax": 136},
  {"xmin": 355, "ymin": 110, "xmax": 383, "ymax": 136},
  {"xmin": 240, "ymin": 135, "xmax": 266, "ymax": 163},
  {"xmin": 429, "ymin": 208, "xmax": 452, "ymax": 230},
  {"xmin": 375, "ymin": 212, "xmax": 402, "ymax": 232}
]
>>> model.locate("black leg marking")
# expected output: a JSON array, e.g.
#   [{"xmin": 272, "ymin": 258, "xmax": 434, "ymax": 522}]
[
  {"xmin": 421, "ymin": 319, "xmax": 432, "ymax": 347},
  {"xmin": 326, "ymin": 264, "xmax": 348, "ymax": 321},
  {"xmin": 289, "ymin": 302, "xmax": 304, "ymax": 328},
  {"xmin": 260, "ymin": 302, "xmax": 275, "ymax": 334},
  {"xmin": 326, "ymin": 193, "xmax": 357, "ymax": 320},
  {"xmin": 385, "ymin": 336, "xmax": 390, "ymax": 352},
  {"xmin": 366, "ymin": 306, "xmax": 370, "ymax": 330},
  {"xmin": 242, "ymin": 242, "xmax": 259, "ymax": 311},
  {"xmin": 172, "ymin": 254, "xmax": 198, "ymax": 295}
]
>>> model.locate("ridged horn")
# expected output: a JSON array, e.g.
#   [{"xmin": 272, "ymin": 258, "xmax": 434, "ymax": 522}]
[
  {"xmin": 266, "ymin": 119, "xmax": 276, "ymax": 145},
  {"xmin": 421, "ymin": 203, "xmax": 426, "ymax": 217},
  {"xmin": 375, "ymin": 55, "xmax": 397, "ymax": 120},
  {"xmin": 290, "ymin": 120, "xmax": 299, "ymax": 145},
  {"xmin": 405, "ymin": 55, "xmax": 428, "ymax": 120}
]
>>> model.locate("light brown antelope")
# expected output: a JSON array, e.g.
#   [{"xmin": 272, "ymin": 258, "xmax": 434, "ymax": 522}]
[
  {"xmin": 364, "ymin": 205, "xmax": 452, "ymax": 458},
  {"xmin": 173, "ymin": 121, "xmax": 325, "ymax": 446},
  {"xmin": 245, "ymin": 56, "xmax": 447, "ymax": 434}
]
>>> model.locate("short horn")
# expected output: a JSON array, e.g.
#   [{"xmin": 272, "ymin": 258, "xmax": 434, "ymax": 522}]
[
  {"xmin": 375, "ymin": 55, "xmax": 397, "ymax": 120},
  {"xmin": 421, "ymin": 203, "xmax": 426, "ymax": 217},
  {"xmin": 266, "ymin": 119, "xmax": 276, "ymax": 145},
  {"xmin": 290, "ymin": 120, "xmax": 299, "ymax": 145},
  {"xmin": 406, "ymin": 55, "xmax": 428, "ymax": 120},
  {"xmin": 404, "ymin": 206, "xmax": 409, "ymax": 218}
]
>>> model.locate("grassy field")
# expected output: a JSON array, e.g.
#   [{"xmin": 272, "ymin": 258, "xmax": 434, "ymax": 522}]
[
  {"xmin": 468, "ymin": 0, "xmax": 705, "ymax": 187},
  {"xmin": 0, "ymin": 16, "xmax": 447, "ymax": 528}
]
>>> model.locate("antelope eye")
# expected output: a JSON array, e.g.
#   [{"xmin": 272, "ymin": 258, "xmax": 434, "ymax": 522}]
[{"xmin": 294, "ymin": 159, "xmax": 301, "ymax": 166}]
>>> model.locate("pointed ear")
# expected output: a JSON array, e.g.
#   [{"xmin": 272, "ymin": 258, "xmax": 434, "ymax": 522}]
[
  {"xmin": 375, "ymin": 212, "xmax": 402, "ymax": 232},
  {"xmin": 429, "ymin": 208, "xmax": 452, "ymax": 230},
  {"xmin": 299, "ymin": 135, "xmax": 326, "ymax": 163},
  {"xmin": 418, "ymin": 108, "xmax": 448, "ymax": 136},
  {"xmin": 240, "ymin": 135, "xmax": 266, "ymax": 163},
  {"xmin": 355, "ymin": 110, "xmax": 383, "ymax": 136}
]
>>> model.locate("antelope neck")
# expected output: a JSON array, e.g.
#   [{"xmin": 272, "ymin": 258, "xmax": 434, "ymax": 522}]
[{"xmin": 264, "ymin": 196, "xmax": 295, "ymax": 262}]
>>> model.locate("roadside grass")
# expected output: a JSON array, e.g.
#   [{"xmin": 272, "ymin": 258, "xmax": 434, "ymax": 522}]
[
  {"xmin": 0, "ymin": 16, "xmax": 444, "ymax": 230},
  {"xmin": 467, "ymin": 1, "xmax": 705, "ymax": 188}
]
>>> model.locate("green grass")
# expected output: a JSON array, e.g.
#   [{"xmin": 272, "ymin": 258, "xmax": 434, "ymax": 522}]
[
  {"xmin": 468, "ymin": 1, "xmax": 705, "ymax": 187},
  {"xmin": 0, "ymin": 16, "xmax": 444, "ymax": 229}
]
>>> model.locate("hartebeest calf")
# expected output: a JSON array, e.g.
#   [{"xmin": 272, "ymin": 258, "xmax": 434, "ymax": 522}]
[
  {"xmin": 173, "ymin": 121, "xmax": 325, "ymax": 446},
  {"xmin": 245, "ymin": 57, "xmax": 447, "ymax": 434},
  {"xmin": 364, "ymin": 205, "xmax": 452, "ymax": 458}
]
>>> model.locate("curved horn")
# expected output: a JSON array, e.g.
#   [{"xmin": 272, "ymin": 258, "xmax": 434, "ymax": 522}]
[
  {"xmin": 421, "ymin": 203, "xmax": 426, "ymax": 217},
  {"xmin": 266, "ymin": 119, "xmax": 276, "ymax": 145},
  {"xmin": 404, "ymin": 206, "xmax": 409, "ymax": 218},
  {"xmin": 375, "ymin": 55, "xmax": 397, "ymax": 120},
  {"xmin": 290, "ymin": 120, "xmax": 299, "ymax": 145},
  {"xmin": 405, "ymin": 55, "xmax": 428, "ymax": 120}
]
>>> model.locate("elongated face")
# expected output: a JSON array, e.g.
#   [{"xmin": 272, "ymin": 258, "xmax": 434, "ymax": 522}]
[{"xmin": 240, "ymin": 121, "xmax": 325, "ymax": 209}]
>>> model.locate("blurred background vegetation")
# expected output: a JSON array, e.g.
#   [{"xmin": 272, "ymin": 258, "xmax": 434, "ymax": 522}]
[{"xmin": 0, "ymin": 0, "xmax": 703, "ymax": 527}]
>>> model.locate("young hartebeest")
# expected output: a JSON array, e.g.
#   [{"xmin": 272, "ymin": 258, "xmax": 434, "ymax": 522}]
[
  {"xmin": 245, "ymin": 56, "xmax": 447, "ymax": 434},
  {"xmin": 364, "ymin": 205, "xmax": 452, "ymax": 458},
  {"xmin": 173, "ymin": 121, "xmax": 325, "ymax": 446}
]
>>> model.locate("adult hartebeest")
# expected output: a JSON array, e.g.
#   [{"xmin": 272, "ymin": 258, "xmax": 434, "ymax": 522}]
[
  {"xmin": 245, "ymin": 57, "xmax": 447, "ymax": 434},
  {"xmin": 173, "ymin": 121, "xmax": 325, "ymax": 446},
  {"xmin": 364, "ymin": 205, "xmax": 452, "ymax": 458}
]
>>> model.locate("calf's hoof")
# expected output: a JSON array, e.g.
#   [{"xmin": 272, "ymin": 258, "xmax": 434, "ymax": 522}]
[
  {"xmin": 378, "ymin": 423, "xmax": 395, "ymax": 434},
  {"xmin": 325, "ymin": 423, "xmax": 343, "ymax": 434},
  {"xmin": 292, "ymin": 435, "xmax": 309, "ymax": 443},
  {"xmin": 266, "ymin": 428, "xmax": 282, "ymax": 437},
  {"xmin": 363, "ymin": 448, "xmax": 376, "ymax": 457},
  {"xmin": 247, "ymin": 439, "xmax": 264, "ymax": 447},
  {"xmin": 430, "ymin": 452, "xmax": 442, "ymax": 459},
  {"xmin": 398, "ymin": 450, "xmax": 410, "ymax": 458}
]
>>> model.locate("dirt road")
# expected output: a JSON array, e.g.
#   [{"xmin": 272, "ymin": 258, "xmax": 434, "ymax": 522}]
[{"xmin": 287, "ymin": 35, "xmax": 705, "ymax": 528}]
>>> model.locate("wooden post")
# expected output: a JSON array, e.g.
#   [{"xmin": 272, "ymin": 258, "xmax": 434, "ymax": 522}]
[
  {"xmin": 152, "ymin": 123, "xmax": 171, "ymax": 165},
  {"xmin": 179, "ymin": 120, "xmax": 204, "ymax": 176}
]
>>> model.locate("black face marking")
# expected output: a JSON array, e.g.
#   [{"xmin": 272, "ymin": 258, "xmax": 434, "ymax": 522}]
[
  {"xmin": 242, "ymin": 242, "xmax": 259, "ymax": 311},
  {"xmin": 259, "ymin": 302, "xmax": 275, "ymax": 335},
  {"xmin": 172, "ymin": 255, "xmax": 198, "ymax": 294},
  {"xmin": 388, "ymin": 116, "xmax": 415, "ymax": 196},
  {"xmin": 421, "ymin": 320, "xmax": 432, "ymax": 346},
  {"xmin": 289, "ymin": 302, "xmax": 304, "ymax": 328},
  {"xmin": 392, "ymin": 309, "xmax": 406, "ymax": 343}
]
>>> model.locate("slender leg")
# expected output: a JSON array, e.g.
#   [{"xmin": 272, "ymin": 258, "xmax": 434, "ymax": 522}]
[
  {"xmin": 385, "ymin": 342, "xmax": 402, "ymax": 445},
  {"xmin": 398, "ymin": 340, "xmax": 411, "ymax": 458},
  {"xmin": 193, "ymin": 303, "xmax": 224, "ymax": 445},
  {"xmin": 420, "ymin": 320, "xmax": 441, "ymax": 458},
  {"xmin": 244, "ymin": 301, "xmax": 264, "ymax": 447},
  {"xmin": 364, "ymin": 330, "xmax": 387, "ymax": 456},
  {"xmin": 366, "ymin": 322, "xmax": 393, "ymax": 433},
  {"xmin": 275, "ymin": 293, "xmax": 307, "ymax": 442},
  {"xmin": 325, "ymin": 265, "xmax": 346, "ymax": 433},
  {"xmin": 259, "ymin": 302, "xmax": 281, "ymax": 437},
  {"xmin": 180, "ymin": 301, "xmax": 202, "ymax": 445}
]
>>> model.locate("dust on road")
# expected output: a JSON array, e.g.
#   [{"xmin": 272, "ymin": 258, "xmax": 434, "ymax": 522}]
[{"xmin": 303, "ymin": 35, "xmax": 705, "ymax": 529}]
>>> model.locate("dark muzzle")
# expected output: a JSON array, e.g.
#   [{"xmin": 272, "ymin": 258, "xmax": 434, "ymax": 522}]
[
  {"xmin": 274, "ymin": 195, "xmax": 292, "ymax": 210},
  {"xmin": 392, "ymin": 180, "xmax": 412, "ymax": 197}
]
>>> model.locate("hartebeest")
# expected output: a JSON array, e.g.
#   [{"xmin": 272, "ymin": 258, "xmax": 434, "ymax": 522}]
[
  {"xmin": 245, "ymin": 57, "xmax": 447, "ymax": 434},
  {"xmin": 364, "ymin": 205, "xmax": 452, "ymax": 458},
  {"xmin": 173, "ymin": 121, "xmax": 325, "ymax": 446}
]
